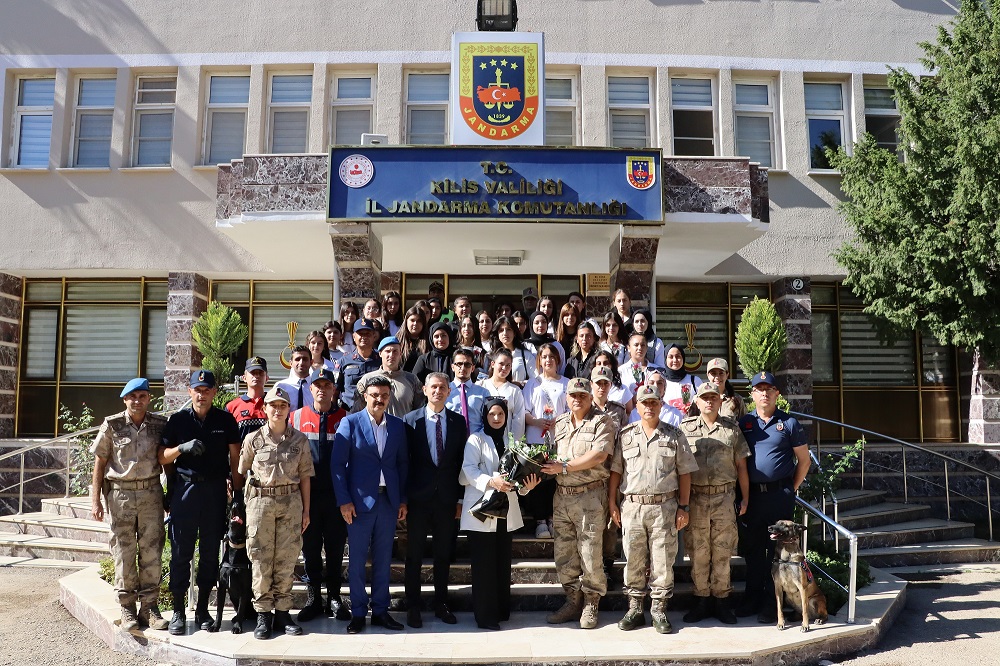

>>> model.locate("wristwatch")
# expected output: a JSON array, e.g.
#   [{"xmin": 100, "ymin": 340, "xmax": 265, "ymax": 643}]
[
  {"xmin": 562, "ymin": 461, "xmax": 569, "ymax": 475},
  {"xmin": 677, "ymin": 504, "xmax": 689, "ymax": 512}
]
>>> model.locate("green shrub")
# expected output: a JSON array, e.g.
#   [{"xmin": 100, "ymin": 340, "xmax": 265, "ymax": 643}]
[
  {"xmin": 60, "ymin": 403, "xmax": 96, "ymax": 497},
  {"xmin": 805, "ymin": 541, "xmax": 874, "ymax": 615},
  {"xmin": 97, "ymin": 536, "xmax": 183, "ymax": 609}
]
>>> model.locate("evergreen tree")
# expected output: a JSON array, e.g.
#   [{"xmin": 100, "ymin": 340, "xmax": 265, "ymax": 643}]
[
  {"xmin": 734, "ymin": 297, "xmax": 787, "ymax": 376},
  {"xmin": 831, "ymin": 2, "xmax": 1000, "ymax": 362},
  {"xmin": 191, "ymin": 301, "xmax": 248, "ymax": 384}
]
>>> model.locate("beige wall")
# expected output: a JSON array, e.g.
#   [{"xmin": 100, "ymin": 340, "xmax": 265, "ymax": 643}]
[{"xmin": 0, "ymin": 1, "xmax": 956, "ymax": 280}]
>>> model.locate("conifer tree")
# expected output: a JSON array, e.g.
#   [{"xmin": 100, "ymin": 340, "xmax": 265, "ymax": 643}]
[
  {"xmin": 734, "ymin": 297, "xmax": 787, "ymax": 377},
  {"xmin": 191, "ymin": 301, "xmax": 248, "ymax": 384}
]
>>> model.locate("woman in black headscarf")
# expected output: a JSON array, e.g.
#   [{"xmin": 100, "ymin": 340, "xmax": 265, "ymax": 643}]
[
  {"xmin": 459, "ymin": 397, "xmax": 540, "ymax": 630},
  {"xmin": 412, "ymin": 321, "xmax": 455, "ymax": 383},
  {"xmin": 661, "ymin": 342, "xmax": 704, "ymax": 422},
  {"xmin": 627, "ymin": 308, "xmax": 666, "ymax": 368},
  {"xmin": 523, "ymin": 310, "xmax": 566, "ymax": 375}
]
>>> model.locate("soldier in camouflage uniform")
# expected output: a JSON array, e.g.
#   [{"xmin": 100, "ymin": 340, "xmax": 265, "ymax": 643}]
[
  {"xmin": 590, "ymin": 366, "xmax": 627, "ymax": 589},
  {"xmin": 609, "ymin": 384, "xmax": 698, "ymax": 634},
  {"xmin": 239, "ymin": 386, "xmax": 315, "ymax": 640},
  {"xmin": 705, "ymin": 358, "xmax": 747, "ymax": 420},
  {"xmin": 90, "ymin": 377, "xmax": 168, "ymax": 631},
  {"xmin": 539, "ymin": 376, "xmax": 615, "ymax": 629},
  {"xmin": 680, "ymin": 383, "xmax": 750, "ymax": 625}
]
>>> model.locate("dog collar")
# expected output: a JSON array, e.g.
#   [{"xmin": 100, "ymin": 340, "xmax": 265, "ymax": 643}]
[{"xmin": 228, "ymin": 540, "xmax": 247, "ymax": 549}]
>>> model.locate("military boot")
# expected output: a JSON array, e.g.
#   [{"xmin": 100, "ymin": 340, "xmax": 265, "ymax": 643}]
[
  {"xmin": 297, "ymin": 585, "xmax": 324, "ymax": 622},
  {"xmin": 168, "ymin": 593, "xmax": 187, "ymax": 636},
  {"xmin": 194, "ymin": 587, "xmax": 213, "ymax": 631},
  {"xmin": 120, "ymin": 603, "xmax": 139, "ymax": 631},
  {"xmin": 274, "ymin": 610, "xmax": 303, "ymax": 636},
  {"xmin": 651, "ymin": 598, "xmax": 672, "ymax": 634},
  {"xmin": 580, "ymin": 593, "xmax": 601, "ymax": 629},
  {"xmin": 254, "ymin": 611, "xmax": 273, "ymax": 639},
  {"xmin": 138, "ymin": 601, "xmax": 169, "ymax": 630},
  {"xmin": 618, "ymin": 596, "xmax": 645, "ymax": 631},
  {"xmin": 683, "ymin": 596, "xmax": 713, "ymax": 623},
  {"xmin": 546, "ymin": 589, "xmax": 583, "ymax": 624},
  {"xmin": 714, "ymin": 596, "xmax": 737, "ymax": 625}
]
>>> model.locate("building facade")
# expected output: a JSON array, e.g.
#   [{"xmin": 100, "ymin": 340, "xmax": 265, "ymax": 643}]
[{"xmin": 0, "ymin": 1, "xmax": 969, "ymax": 442}]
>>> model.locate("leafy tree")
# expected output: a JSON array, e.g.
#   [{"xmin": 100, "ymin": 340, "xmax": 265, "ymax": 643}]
[
  {"xmin": 191, "ymin": 301, "xmax": 248, "ymax": 388},
  {"xmin": 734, "ymin": 296, "xmax": 788, "ymax": 377},
  {"xmin": 831, "ymin": 2, "xmax": 1000, "ymax": 363}
]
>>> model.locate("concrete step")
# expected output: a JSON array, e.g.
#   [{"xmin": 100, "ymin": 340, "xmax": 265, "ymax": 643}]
[
  {"xmin": 848, "ymin": 518, "xmax": 976, "ymax": 550},
  {"xmin": 0, "ymin": 512, "xmax": 110, "ymax": 543},
  {"xmin": 858, "ymin": 538, "xmax": 1000, "ymax": 568},
  {"xmin": 827, "ymin": 488, "xmax": 887, "ymax": 512},
  {"xmin": 0, "ymin": 533, "xmax": 108, "ymax": 562},
  {"xmin": 827, "ymin": 502, "xmax": 932, "ymax": 531},
  {"xmin": 40, "ymin": 496, "xmax": 92, "ymax": 519},
  {"xmin": 0, "ymin": 554, "xmax": 92, "ymax": 569}
]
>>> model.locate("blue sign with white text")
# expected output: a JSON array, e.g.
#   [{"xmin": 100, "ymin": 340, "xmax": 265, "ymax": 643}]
[{"xmin": 328, "ymin": 146, "xmax": 663, "ymax": 224}]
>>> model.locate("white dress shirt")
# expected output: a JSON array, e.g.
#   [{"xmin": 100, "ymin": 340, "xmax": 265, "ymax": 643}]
[{"xmin": 424, "ymin": 406, "xmax": 447, "ymax": 465}]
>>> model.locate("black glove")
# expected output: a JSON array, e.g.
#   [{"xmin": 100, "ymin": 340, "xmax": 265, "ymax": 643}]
[{"xmin": 177, "ymin": 439, "xmax": 205, "ymax": 456}]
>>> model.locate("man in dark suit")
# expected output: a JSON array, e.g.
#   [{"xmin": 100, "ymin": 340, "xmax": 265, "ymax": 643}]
[
  {"xmin": 402, "ymin": 372, "xmax": 467, "ymax": 628},
  {"xmin": 332, "ymin": 375, "xmax": 409, "ymax": 634}
]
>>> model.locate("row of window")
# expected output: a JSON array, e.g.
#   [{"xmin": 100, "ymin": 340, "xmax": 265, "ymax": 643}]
[{"xmin": 8, "ymin": 69, "xmax": 902, "ymax": 170}]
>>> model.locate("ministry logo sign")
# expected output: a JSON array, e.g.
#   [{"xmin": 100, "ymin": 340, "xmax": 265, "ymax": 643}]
[{"xmin": 452, "ymin": 32, "xmax": 545, "ymax": 145}]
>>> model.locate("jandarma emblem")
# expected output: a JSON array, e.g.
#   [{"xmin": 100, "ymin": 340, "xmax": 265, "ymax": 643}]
[
  {"xmin": 626, "ymin": 156, "xmax": 656, "ymax": 190},
  {"xmin": 459, "ymin": 42, "xmax": 539, "ymax": 140}
]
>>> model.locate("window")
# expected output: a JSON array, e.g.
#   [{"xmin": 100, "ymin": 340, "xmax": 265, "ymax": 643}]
[
  {"xmin": 205, "ymin": 75, "xmax": 250, "ymax": 164},
  {"xmin": 72, "ymin": 78, "xmax": 115, "ymax": 167},
  {"xmin": 733, "ymin": 81, "xmax": 776, "ymax": 167},
  {"xmin": 12, "ymin": 77, "xmax": 55, "ymax": 167},
  {"xmin": 132, "ymin": 76, "xmax": 176, "ymax": 166},
  {"xmin": 804, "ymin": 82, "xmax": 847, "ymax": 170},
  {"xmin": 268, "ymin": 74, "xmax": 313, "ymax": 152},
  {"xmin": 864, "ymin": 87, "xmax": 901, "ymax": 158},
  {"xmin": 331, "ymin": 74, "xmax": 374, "ymax": 145},
  {"xmin": 544, "ymin": 76, "xmax": 577, "ymax": 146},
  {"xmin": 671, "ymin": 77, "xmax": 715, "ymax": 156},
  {"xmin": 406, "ymin": 73, "xmax": 449, "ymax": 145},
  {"xmin": 608, "ymin": 75, "xmax": 651, "ymax": 148}
]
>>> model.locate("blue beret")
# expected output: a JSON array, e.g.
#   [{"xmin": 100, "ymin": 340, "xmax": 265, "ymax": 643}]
[
  {"xmin": 377, "ymin": 336, "xmax": 401, "ymax": 352},
  {"xmin": 120, "ymin": 378, "xmax": 150, "ymax": 398}
]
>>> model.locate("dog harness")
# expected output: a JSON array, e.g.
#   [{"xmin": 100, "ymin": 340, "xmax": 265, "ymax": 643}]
[{"xmin": 775, "ymin": 557, "xmax": 815, "ymax": 584}]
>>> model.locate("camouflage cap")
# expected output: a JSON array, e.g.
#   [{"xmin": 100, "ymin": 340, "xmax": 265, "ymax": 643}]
[
  {"xmin": 567, "ymin": 376, "xmax": 592, "ymax": 395},
  {"xmin": 635, "ymin": 384, "xmax": 662, "ymax": 402}
]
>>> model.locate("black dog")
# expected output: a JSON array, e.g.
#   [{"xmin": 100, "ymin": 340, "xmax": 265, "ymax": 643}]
[{"xmin": 211, "ymin": 498, "xmax": 256, "ymax": 634}]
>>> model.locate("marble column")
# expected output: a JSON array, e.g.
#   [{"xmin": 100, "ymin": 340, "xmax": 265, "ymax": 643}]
[
  {"xmin": 610, "ymin": 226, "xmax": 659, "ymax": 311},
  {"xmin": 771, "ymin": 277, "xmax": 813, "ymax": 421},
  {"xmin": 164, "ymin": 272, "xmax": 208, "ymax": 409},
  {"xmin": 330, "ymin": 223, "xmax": 382, "ymax": 303},
  {"xmin": 968, "ymin": 348, "xmax": 1000, "ymax": 445},
  {"xmin": 0, "ymin": 274, "xmax": 22, "ymax": 437},
  {"xmin": 381, "ymin": 272, "xmax": 402, "ymax": 296}
]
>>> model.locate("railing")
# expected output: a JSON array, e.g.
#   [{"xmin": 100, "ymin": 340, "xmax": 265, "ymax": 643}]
[
  {"xmin": 796, "ymin": 496, "xmax": 858, "ymax": 624},
  {"xmin": 0, "ymin": 405, "xmax": 189, "ymax": 515},
  {"xmin": 793, "ymin": 411, "xmax": 999, "ymax": 542}
]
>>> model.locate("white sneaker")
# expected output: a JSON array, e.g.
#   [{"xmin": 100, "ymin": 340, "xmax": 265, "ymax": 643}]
[{"xmin": 535, "ymin": 522, "xmax": 551, "ymax": 539}]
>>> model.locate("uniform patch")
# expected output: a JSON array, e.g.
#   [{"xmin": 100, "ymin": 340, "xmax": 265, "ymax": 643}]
[
  {"xmin": 626, "ymin": 156, "xmax": 656, "ymax": 190},
  {"xmin": 458, "ymin": 42, "xmax": 540, "ymax": 140},
  {"xmin": 776, "ymin": 422, "xmax": 784, "ymax": 431},
  {"xmin": 240, "ymin": 410, "xmax": 250, "ymax": 417}
]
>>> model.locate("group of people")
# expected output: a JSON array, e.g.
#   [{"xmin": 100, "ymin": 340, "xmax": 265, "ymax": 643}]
[{"xmin": 89, "ymin": 285, "xmax": 811, "ymax": 641}]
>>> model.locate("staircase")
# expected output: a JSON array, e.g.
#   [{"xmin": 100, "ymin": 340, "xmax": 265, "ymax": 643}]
[{"xmin": 0, "ymin": 497, "xmax": 106, "ymax": 567}]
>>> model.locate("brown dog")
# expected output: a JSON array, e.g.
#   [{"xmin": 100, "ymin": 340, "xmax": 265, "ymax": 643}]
[{"xmin": 768, "ymin": 520, "xmax": 828, "ymax": 632}]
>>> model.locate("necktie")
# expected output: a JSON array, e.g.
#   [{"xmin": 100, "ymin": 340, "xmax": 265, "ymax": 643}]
[
  {"xmin": 460, "ymin": 383, "xmax": 470, "ymax": 435},
  {"xmin": 434, "ymin": 413, "xmax": 444, "ymax": 466},
  {"xmin": 297, "ymin": 380, "xmax": 305, "ymax": 410}
]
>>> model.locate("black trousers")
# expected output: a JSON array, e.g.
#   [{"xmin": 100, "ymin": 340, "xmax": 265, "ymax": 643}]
[
  {"xmin": 168, "ymin": 478, "xmax": 227, "ymax": 596},
  {"xmin": 467, "ymin": 524, "xmax": 513, "ymax": 627},
  {"xmin": 301, "ymin": 489, "xmax": 348, "ymax": 597},
  {"xmin": 524, "ymin": 477, "xmax": 555, "ymax": 523},
  {"xmin": 404, "ymin": 498, "xmax": 459, "ymax": 606},
  {"xmin": 742, "ymin": 483, "xmax": 795, "ymax": 609}
]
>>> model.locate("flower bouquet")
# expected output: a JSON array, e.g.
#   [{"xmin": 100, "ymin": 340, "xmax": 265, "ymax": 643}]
[{"xmin": 469, "ymin": 434, "xmax": 555, "ymax": 522}]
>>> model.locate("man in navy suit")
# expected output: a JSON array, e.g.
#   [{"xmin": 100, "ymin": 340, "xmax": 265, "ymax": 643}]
[
  {"xmin": 332, "ymin": 375, "xmax": 409, "ymax": 634},
  {"xmin": 402, "ymin": 372, "xmax": 468, "ymax": 628}
]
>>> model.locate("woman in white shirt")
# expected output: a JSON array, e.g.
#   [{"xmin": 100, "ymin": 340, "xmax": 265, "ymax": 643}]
[
  {"xmin": 461, "ymin": 397, "xmax": 540, "ymax": 630},
  {"xmin": 478, "ymin": 348, "xmax": 526, "ymax": 442},
  {"xmin": 592, "ymin": 349, "xmax": 634, "ymax": 412},
  {"xmin": 661, "ymin": 343, "xmax": 703, "ymax": 419},
  {"xmin": 487, "ymin": 315, "xmax": 535, "ymax": 387},
  {"xmin": 599, "ymin": 310, "xmax": 628, "ymax": 365},
  {"xmin": 322, "ymin": 321, "xmax": 346, "ymax": 367},
  {"xmin": 381, "ymin": 290, "xmax": 403, "ymax": 337},
  {"xmin": 521, "ymin": 343, "xmax": 568, "ymax": 539}
]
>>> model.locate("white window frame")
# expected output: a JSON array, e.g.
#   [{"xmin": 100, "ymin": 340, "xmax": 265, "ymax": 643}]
[
  {"xmin": 267, "ymin": 72, "xmax": 313, "ymax": 153},
  {"xmin": 330, "ymin": 71, "xmax": 376, "ymax": 145},
  {"xmin": 131, "ymin": 74, "xmax": 177, "ymax": 167},
  {"xmin": 404, "ymin": 71, "xmax": 450, "ymax": 145},
  {"xmin": 804, "ymin": 81, "xmax": 849, "ymax": 171},
  {"xmin": 203, "ymin": 73, "xmax": 251, "ymax": 165},
  {"xmin": 670, "ymin": 75, "xmax": 717, "ymax": 156},
  {"xmin": 11, "ymin": 75, "xmax": 56, "ymax": 168},
  {"xmin": 863, "ymin": 85, "xmax": 901, "ymax": 157},
  {"xmin": 71, "ymin": 75, "xmax": 116, "ymax": 168},
  {"xmin": 733, "ymin": 78, "xmax": 779, "ymax": 168},
  {"xmin": 607, "ymin": 74, "xmax": 653, "ymax": 149},
  {"xmin": 544, "ymin": 73, "xmax": 578, "ymax": 147}
]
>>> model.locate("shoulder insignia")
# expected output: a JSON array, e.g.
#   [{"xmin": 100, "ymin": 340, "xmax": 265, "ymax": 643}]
[{"xmin": 776, "ymin": 422, "xmax": 784, "ymax": 431}]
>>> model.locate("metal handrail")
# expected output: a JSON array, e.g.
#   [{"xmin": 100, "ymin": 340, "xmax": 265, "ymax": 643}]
[
  {"xmin": 0, "ymin": 404, "xmax": 189, "ymax": 515},
  {"xmin": 795, "ymin": 411, "xmax": 998, "ymax": 541},
  {"xmin": 796, "ymin": 496, "xmax": 858, "ymax": 624}
]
